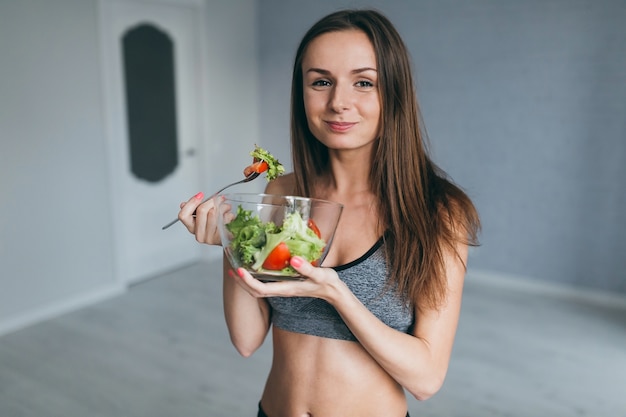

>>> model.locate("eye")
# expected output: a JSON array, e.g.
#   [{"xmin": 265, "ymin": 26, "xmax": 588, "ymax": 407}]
[
  {"xmin": 312, "ymin": 79, "xmax": 332, "ymax": 87},
  {"xmin": 356, "ymin": 80, "xmax": 375, "ymax": 88}
]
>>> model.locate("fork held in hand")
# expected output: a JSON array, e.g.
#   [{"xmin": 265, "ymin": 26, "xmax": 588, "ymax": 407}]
[{"xmin": 161, "ymin": 171, "xmax": 261, "ymax": 230}]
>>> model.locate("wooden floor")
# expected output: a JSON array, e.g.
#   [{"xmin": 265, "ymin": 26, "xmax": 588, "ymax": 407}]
[{"xmin": 1, "ymin": 260, "xmax": 625, "ymax": 417}]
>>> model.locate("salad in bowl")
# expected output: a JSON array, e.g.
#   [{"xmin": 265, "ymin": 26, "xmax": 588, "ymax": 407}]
[{"xmin": 218, "ymin": 193, "xmax": 343, "ymax": 281}]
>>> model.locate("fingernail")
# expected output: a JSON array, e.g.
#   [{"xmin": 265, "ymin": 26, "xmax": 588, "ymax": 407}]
[
  {"xmin": 290, "ymin": 256, "xmax": 303, "ymax": 268},
  {"xmin": 194, "ymin": 192, "xmax": 204, "ymax": 200},
  {"xmin": 237, "ymin": 268, "xmax": 245, "ymax": 278}
]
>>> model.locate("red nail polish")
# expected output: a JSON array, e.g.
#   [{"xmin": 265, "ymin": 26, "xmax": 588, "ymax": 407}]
[
  {"xmin": 194, "ymin": 192, "xmax": 204, "ymax": 200},
  {"xmin": 237, "ymin": 268, "xmax": 245, "ymax": 278}
]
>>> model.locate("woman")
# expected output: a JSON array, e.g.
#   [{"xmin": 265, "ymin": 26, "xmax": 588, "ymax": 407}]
[{"xmin": 178, "ymin": 9, "xmax": 480, "ymax": 417}]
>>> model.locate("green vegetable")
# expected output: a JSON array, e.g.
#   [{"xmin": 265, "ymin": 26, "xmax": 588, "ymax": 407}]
[
  {"xmin": 225, "ymin": 205, "xmax": 326, "ymax": 274},
  {"xmin": 226, "ymin": 206, "xmax": 276, "ymax": 264},
  {"xmin": 251, "ymin": 145, "xmax": 285, "ymax": 181}
]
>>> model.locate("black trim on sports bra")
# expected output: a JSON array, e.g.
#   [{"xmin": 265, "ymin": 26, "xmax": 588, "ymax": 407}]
[{"xmin": 331, "ymin": 236, "xmax": 385, "ymax": 272}]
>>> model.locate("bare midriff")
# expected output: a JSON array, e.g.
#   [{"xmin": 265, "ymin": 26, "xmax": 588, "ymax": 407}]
[{"xmin": 259, "ymin": 327, "xmax": 408, "ymax": 417}]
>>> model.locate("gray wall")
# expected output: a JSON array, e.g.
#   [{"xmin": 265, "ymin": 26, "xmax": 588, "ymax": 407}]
[
  {"xmin": 257, "ymin": 0, "xmax": 626, "ymax": 294},
  {"xmin": 0, "ymin": 0, "xmax": 120, "ymax": 330},
  {"xmin": 0, "ymin": 0, "xmax": 259, "ymax": 335}
]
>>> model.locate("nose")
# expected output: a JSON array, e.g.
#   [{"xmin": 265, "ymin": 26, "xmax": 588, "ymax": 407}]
[{"xmin": 329, "ymin": 84, "xmax": 351, "ymax": 112}]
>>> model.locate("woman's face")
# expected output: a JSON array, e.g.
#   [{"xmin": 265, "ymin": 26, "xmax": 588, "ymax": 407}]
[{"xmin": 302, "ymin": 29, "xmax": 381, "ymax": 153}]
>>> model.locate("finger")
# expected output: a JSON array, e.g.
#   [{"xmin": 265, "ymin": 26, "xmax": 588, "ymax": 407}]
[
  {"xmin": 202, "ymin": 196, "xmax": 229, "ymax": 242},
  {"xmin": 193, "ymin": 198, "xmax": 214, "ymax": 242},
  {"xmin": 287, "ymin": 256, "xmax": 329, "ymax": 286},
  {"xmin": 217, "ymin": 198, "xmax": 232, "ymax": 221},
  {"xmin": 178, "ymin": 192, "xmax": 204, "ymax": 231},
  {"xmin": 233, "ymin": 267, "xmax": 298, "ymax": 299},
  {"xmin": 233, "ymin": 267, "xmax": 268, "ymax": 297},
  {"xmin": 289, "ymin": 256, "xmax": 312, "ymax": 275},
  {"xmin": 196, "ymin": 195, "xmax": 230, "ymax": 244}
]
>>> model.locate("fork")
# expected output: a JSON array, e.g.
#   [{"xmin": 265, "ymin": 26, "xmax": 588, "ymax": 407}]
[{"xmin": 161, "ymin": 171, "xmax": 261, "ymax": 230}]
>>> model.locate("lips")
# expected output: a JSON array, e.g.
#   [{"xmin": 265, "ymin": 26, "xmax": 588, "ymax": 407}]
[{"xmin": 326, "ymin": 121, "xmax": 356, "ymax": 132}]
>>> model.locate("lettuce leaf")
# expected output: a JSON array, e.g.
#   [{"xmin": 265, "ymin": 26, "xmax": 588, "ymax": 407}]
[
  {"xmin": 226, "ymin": 206, "xmax": 276, "ymax": 264},
  {"xmin": 251, "ymin": 211, "xmax": 325, "ymax": 271},
  {"xmin": 250, "ymin": 145, "xmax": 285, "ymax": 181}
]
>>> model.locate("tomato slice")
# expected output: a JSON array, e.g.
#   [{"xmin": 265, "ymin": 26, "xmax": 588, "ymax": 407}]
[
  {"xmin": 254, "ymin": 160, "xmax": 269, "ymax": 173},
  {"xmin": 262, "ymin": 242, "xmax": 291, "ymax": 270},
  {"xmin": 243, "ymin": 160, "xmax": 269, "ymax": 177},
  {"xmin": 307, "ymin": 219, "xmax": 323, "ymax": 266},
  {"xmin": 307, "ymin": 218, "xmax": 321, "ymax": 238}
]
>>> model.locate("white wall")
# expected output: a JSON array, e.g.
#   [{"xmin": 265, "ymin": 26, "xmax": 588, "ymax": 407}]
[{"xmin": 0, "ymin": 0, "xmax": 260, "ymax": 336}]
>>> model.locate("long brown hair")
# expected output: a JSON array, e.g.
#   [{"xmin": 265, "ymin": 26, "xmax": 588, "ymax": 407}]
[{"xmin": 290, "ymin": 9, "xmax": 480, "ymax": 311}]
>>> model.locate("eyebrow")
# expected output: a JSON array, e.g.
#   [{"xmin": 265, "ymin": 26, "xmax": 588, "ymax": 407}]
[{"xmin": 305, "ymin": 67, "xmax": 377, "ymax": 75}]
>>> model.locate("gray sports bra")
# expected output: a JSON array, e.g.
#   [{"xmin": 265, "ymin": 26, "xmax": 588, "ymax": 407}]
[{"xmin": 267, "ymin": 237, "xmax": 414, "ymax": 341}]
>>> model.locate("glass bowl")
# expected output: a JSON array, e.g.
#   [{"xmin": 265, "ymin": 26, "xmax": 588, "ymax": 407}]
[{"xmin": 217, "ymin": 193, "xmax": 343, "ymax": 281}]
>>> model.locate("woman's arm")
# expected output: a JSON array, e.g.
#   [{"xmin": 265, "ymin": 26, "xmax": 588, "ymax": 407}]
[
  {"xmin": 222, "ymin": 257, "xmax": 272, "ymax": 357},
  {"xmin": 221, "ymin": 174, "xmax": 295, "ymax": 356},
  {"xmin": 177, "ymin": 191, "xmax": 272, "ymax": 357},
  {"xmin": 328, "ymin": 240, "xmax": 467, "ymax": 400}
]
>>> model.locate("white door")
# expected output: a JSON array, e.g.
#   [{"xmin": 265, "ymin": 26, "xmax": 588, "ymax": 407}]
[{"xmin": 100, "ymin": 0, "xmax": 205, "ymax": 284}]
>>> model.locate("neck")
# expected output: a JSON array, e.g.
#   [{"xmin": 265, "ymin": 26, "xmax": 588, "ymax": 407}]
[{"xmin": 317, "ymin": 148, "xmax": 374, "ymax": 200}]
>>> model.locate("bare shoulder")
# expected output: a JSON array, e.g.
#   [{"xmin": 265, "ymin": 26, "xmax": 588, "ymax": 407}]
[{"xmin": 264, "ymin": 172, "xmax": 295, "ymax": 195}]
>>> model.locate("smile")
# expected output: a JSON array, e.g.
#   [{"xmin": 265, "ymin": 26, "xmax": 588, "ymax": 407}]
[{"xmin": 326, "ymin": 121, "xmax": 356, "ymax": 132}]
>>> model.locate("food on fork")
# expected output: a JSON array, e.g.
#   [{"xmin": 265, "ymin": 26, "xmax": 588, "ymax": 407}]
[{"xmin": 244, "ymin": 145, "xmax": 285, "ymax": 181}]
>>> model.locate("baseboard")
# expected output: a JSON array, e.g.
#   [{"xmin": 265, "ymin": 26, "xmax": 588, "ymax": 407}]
[
  {"xmin": 467, "ymin": 268, "xmax": 626, "ymax": 310},
  {"xmin": 0, "ymin": 283, "xmax": 126, "ymax": 338}
]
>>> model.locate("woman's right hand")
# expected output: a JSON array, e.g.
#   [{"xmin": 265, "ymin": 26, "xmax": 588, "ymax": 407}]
[{"xmin": 178, "ymin": 192, "xmax": 226, "ymax": 246}]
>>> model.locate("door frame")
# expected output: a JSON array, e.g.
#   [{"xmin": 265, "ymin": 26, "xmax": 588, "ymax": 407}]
[{"xmin": 98, "ymin": 0, "xmax": 210, "ymax": 286}]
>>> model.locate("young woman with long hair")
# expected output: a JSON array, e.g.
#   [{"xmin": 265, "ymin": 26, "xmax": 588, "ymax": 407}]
[{"xmin": 178, "ymin": 8, "xmax": 480, "ymax": 417}]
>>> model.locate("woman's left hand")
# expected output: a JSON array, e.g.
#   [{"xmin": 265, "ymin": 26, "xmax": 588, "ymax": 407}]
[{"xmin": 231, "ymin": 256, "xmax": 344, "ymax": 302}]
